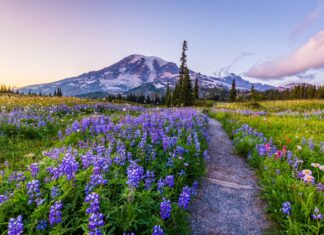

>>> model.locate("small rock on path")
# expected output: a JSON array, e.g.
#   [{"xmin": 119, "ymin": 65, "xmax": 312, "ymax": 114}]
[{"xmin": 189, "ymin": 118, "xmax": 271, "ymax": 235}]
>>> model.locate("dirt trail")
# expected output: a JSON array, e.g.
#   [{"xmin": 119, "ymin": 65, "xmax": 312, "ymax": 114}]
[{"xmin": 190, "ymin": 118, "xmax": 270, "ymax": 235}]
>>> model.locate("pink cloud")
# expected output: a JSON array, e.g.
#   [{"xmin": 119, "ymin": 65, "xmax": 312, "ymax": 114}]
[{"xmin": 245, "ymin": 30, "xmax": 324, "ymax": 80}]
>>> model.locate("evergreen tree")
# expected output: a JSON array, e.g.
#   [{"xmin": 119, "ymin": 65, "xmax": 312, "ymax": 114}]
[
  {"xmin": 193, "ymin": 77, "xmax": 199, "ymax": 100},
  {"xmin": 181, "ymin": 67, "xmax": 194, "ymax": 106},
  {"xmin": 173, "ymin": 40, "xmax": 188, "ymax": 106},
  {"xmin": 166, "ymin": 82, "xmax": 171, "ymax": 106},
  {"xmin": 229, "ymin": 79, "xmax": 237, "ymax": 102},
  {"xmin": 146, "ymin": 95, "xmax": 151, "ymax": 104},
  {"xmin": 250, "ymin": 84, "xmax": 256, "ymax": 102}
]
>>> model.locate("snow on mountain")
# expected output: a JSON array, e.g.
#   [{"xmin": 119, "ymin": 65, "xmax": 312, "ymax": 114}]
[
  {"xmin": 277, "ymin": 82, "xmax": 317, "ymax": 91},
  {"xmin": 20, "ymin": 54, "xmax": 274, "ymax": 96}
]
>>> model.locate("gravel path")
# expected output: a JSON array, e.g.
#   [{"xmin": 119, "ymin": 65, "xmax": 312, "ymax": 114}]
[{"xmin": 189, "ymin": 118, "xmax": 271, "ymax": 235}]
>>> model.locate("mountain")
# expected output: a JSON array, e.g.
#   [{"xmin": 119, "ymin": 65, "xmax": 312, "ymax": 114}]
[
  {"xmin": 20, "ymin": 54, "xmax": 275, "ymax": 96},
  {"xmin": 277, "ymin": 82, "xmax": 317, "ymax": 91}
]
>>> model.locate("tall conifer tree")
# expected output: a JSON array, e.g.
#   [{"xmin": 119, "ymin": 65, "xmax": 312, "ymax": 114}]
[{"xmin": 229, "ymin": 79, "xmax": 237, "ymax": 102}]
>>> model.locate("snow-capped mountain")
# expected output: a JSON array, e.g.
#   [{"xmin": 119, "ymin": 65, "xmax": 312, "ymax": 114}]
[
  {"xmin": 20, "ymin": 54, "xmax": 274, "ymax": 96},
  {"xmin": 277, "ymin": 82, "xmax": 317, "ymax": 91}
]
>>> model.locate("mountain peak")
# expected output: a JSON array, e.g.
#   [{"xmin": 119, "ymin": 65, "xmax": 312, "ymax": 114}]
[{"xmin": 20, "ymin": 54, "xmax": 275, "ymax": 96}]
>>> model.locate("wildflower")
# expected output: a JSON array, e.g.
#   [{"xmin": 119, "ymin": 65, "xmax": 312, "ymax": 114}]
[
  {"xmin": 319, "ymin": 165, "xmax": 324, "ymax": 171},
  {"xmin": 0, "ymin": 194, "xmax": 9, "ymax": 204},
  {"xmin": 29, "ymin": 163, "xmax": 39, "ymax": 177},
  {"xmin": 157, "ymin": 178, "xmax": 165, "ymax": 194},
  {"xmin": 160, "ymin": 198, "xmax": 171, "ymax": 220},
  {"xmin": 311, "ymin": 163, "xmax": 320, "ymax": 168},
  {"xmin": 311, "ymin": 207, "xmax": 323, "ymax": 220},
  {"xmin": 165, "ymin": 175, "xmax": 174, "ymax": 188},
  {"xmin": 126, "ymin": 161, "xmax": 144, "ymax": 188},
  {"xmin": 49, "ymin": 201, "xmax": 63, "ymax": 226},
  {"xmin": 303, "ymin": 174, "xmax": 315, "ymax": 184},
  {"xmin": 26, "ymin": 180, "xmax": 41, "ymax": 205},
  {"xmin": 281, "ymin": 201, "xmax": 292, "ymax": 216},
  {"xmin": 85, "ymin": 193, "xmax": 101, "ymax": 214},
  {"xmin": 152, "ymin": 225, "xmax": 164, "ymax": 235},
  {"xmin": 301, "ymin": 169, "xmax": 312, "ymax": 175},
  {"xmin": 59, "ymin": 154, "xmax": 79, "ymax": 180},
  {"xmin": 85, "ymin": 193, "xmax": 104, "ymax": 235},
  {"xmin": 85, "ymin": 167, "xmax": 108, "ymax": 194},
  {"xmin": 191, "ymin": 181, "xmax": 199, "ymax": 196},
  {"xmin": 36, "ymin": 220, "xmax": 47, "ymax": 230},
  {"xmin": 297, "ymin": 145, "xmax": 302, "ymax": 150},
  {"xmin": 8, "ymin": 215, "xmax": 23, "ymax": 235},
  {"xmin": 51, "ymin": 186, "xmax": 60, "ymax": 199},
  {"xmin": 144, "ymin": 171, "xmax": 155, "ymax": 190},
  {"xmin": 317, "ymin": 183, "xmax": 324, "ymax": 192},
  {"xmin": 178, "ymin": 186, "xmax": 191, "ymax": 209},
  {"xmin": 308, "ymin": 139, "xmax": 314, "ymax": 151},
  {"xmin": 88, "ymin": 213, "xmax": 104, "ymax": 235}
]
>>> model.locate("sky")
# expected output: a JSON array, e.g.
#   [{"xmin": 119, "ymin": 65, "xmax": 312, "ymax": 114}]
[{"xmin": 0, "ymin": 0, "xmax": 324, "ymax": 87}]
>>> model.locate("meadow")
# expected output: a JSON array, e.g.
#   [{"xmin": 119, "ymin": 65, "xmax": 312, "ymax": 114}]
[
  {"xmin": 0, "ymin": 95, "xmax": 208, "ymax": 234},
  {"xmin": 210, "ymin": 99, "xmax": 324, "ymax": 234},
  {"xmin": 1, "ymin": 94, "xmax": 324, "ymax": 234}
]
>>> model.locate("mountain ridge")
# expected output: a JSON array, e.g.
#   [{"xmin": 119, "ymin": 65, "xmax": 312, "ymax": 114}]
[{"xmin": 20, "ymin": 54, "xmax": 275, "ymax": 96}]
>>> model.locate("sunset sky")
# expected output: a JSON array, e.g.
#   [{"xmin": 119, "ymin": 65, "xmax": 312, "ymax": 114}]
[{"xmin": 1, "ymin": 0, "xmax": 324, "ymax": 87}]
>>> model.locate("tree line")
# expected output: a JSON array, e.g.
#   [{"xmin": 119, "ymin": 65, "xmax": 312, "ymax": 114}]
[{"xmin": 227, "ymin": 81, "xmax": 324, "ymax": 102}]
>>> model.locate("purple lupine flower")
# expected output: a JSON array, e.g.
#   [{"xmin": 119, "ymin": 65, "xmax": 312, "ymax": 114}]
[
  {"xmin": 203, "ymin": 150, "xmax": 209, "ymax": 159},
  {"xmin": 178, "ymin": 169, "xmax": 185, "ymax": 176},
  {"xmin": 85, "ymin": 193, "xmax": 104, "ymax": 235},
  {"xmin": 144, "ymin": 171, "xmax": 155, "ymax": 190},
  {"xmin": 0, "ymin": 194, "xmax": 9, "ymax": 204},
  {"xmin": 49, "ymin": 201, "xmax": 63, "ymax": 226},
  {"xmin": 317, "ymin": 183, "xmax": 324, "ymax": 192},
  {"xmin": 85, "ymin": 167, "xmax": 108, "ymax": 194},
  {"xmin": 311, "ymin": 207, "xmax": 323, "ymax": 220},
  {"xmin": 8, "ymin": 215, "xmax": 23, "ymax": 235},
  {"xmin": 46, "ymin": 166, "xmax": 61, "ymax": 180},
  {"xmin": 8, "ymin": 172, "xmax": 25, "ymax": 183},
  {"xmin": 178, "ymin": 186, "xmax": 191, "ymax": 209},
  {"xmin": 59, "ymin": 154, "xmax": 79, "ymax": 180},
  {"xmin": 29, "ymin": 163, "xmax": 39, "ymax": 177},
  {"xmin": 152, "ymin": 225, "xmax": 164, "ymax": 235},
  {"xmin": 320, "ymin": 142, "xmax": 324, "ymax": 152},
  {"xmin": 281, "ymin": 202, "xmax": 292, "ymax": 216},
  {"xmin": 36, "ymin": 220, "xmax": 47, "ymax": 230},
  {"xmin": 257, "ymin": 144, "xmax": 266, "ymax": 156},
  {"xmin": 51, "ymin": 186, "xmax": 60, "ymax": 199},
  {"xmin": 165, "ymin": 175, "xmax": 174, "ymax": 188},
  {"xmin": 191, "ymin": 181, "xmax": 199, "ymax": 196},
  {"xmin": 157, "ymin": 178, "xmax": 165, "ymax": 194},
  {"xmin": 308, "ymin": 139, "xmax": 314, "ymax": 151},
  {"xmin": 85, "ymin": 193, "xmax": 100, "ymax": 214},
  {"xmin": 58, "ymin": 130, "xmax": 63, "ymax": 140},
  {"xmin": 126, "ymin": 161, "xmax": 144, "ymax": 188},
  {"xmin": 160, "ymin": 198, "xmax": 171, "ymax": 220},
  {"xmin": 88, "ymin": 213, "xmax": 104, "ymax": 235},
  {"xmin": 26, "ymin": 180, "xmax": 41, "ymax": 205}
]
